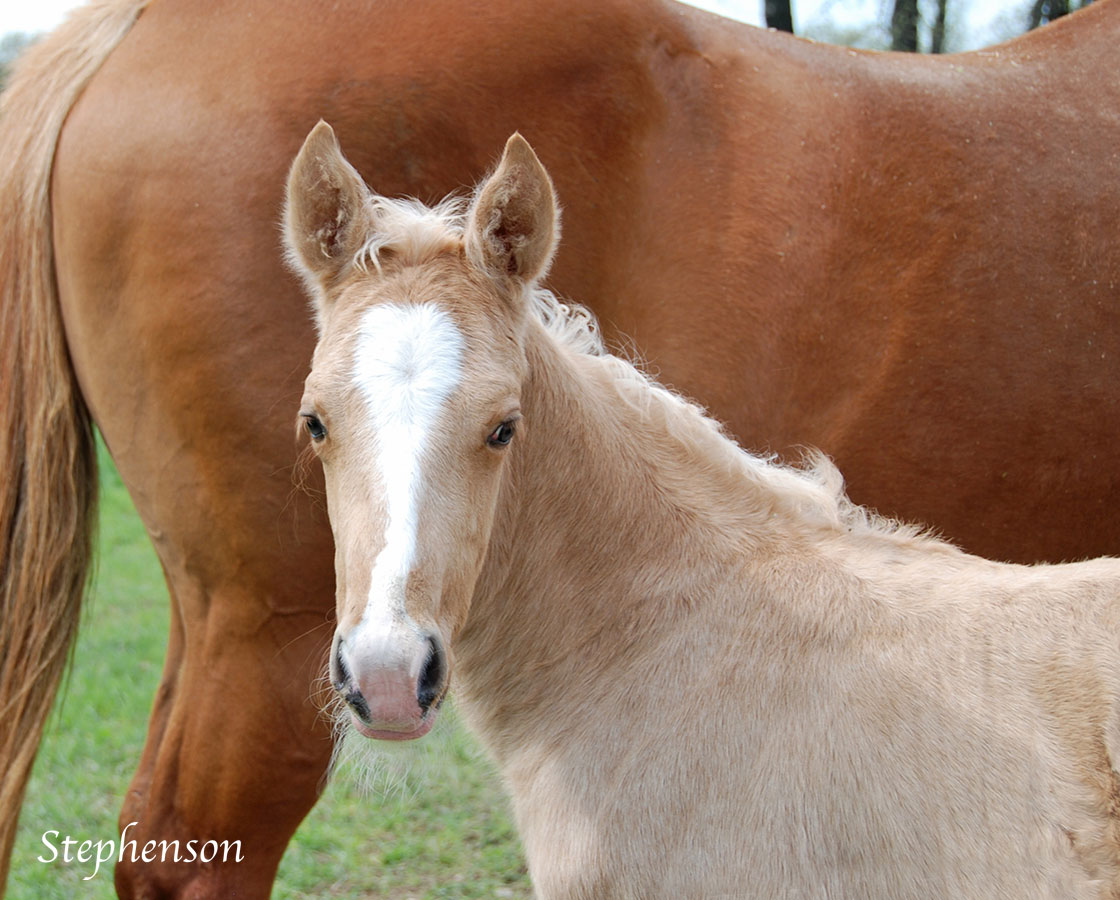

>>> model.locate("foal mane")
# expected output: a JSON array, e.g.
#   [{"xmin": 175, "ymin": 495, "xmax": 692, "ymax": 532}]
[
  {"xmin": 353, "ymin": 192, "xmax": 932, "ymax": 547},
  {"xmin": 529, "ymin": 288, "xmax": 932, "ymax": 545}
]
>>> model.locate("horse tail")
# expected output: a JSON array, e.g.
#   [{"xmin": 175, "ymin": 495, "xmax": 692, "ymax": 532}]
[{"xmin": 0, "ymin": 1, "xmax": 149, "ymax": 892}]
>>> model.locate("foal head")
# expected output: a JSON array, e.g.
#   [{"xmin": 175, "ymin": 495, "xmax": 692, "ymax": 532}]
[{"xmin": 284, "ymin": 122, "xmax": 558, "ymax": 739}]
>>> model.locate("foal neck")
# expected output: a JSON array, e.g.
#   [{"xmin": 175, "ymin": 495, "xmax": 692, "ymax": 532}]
[
  {"xmin": 456, "ymin": 315, "xmax": 778, "ymax": 756},
  {"xmin": 512, "ymin": 315, "xmax": 757, "ymax": 576}
]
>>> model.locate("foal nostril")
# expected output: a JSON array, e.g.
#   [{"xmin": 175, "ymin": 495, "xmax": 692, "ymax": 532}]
[
  {"xmin": 344, "ymin": 686, "xmax": 373, "ymax": 724},
  {"xmin": 416, "ymin": 635, "xmax": 446, "ymax": 714},
  {"xmin": 332, "ymin": 635, "xmax": 350, "ymax": 691},
  {"xmin": 332, "ymin": 635, "xmax": 374, "ymax": 723}
]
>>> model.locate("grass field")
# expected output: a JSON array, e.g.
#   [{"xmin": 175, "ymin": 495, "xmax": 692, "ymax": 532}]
[{"xmin": 8, "ymin": 439, "xmax": 531, "ymax": 899}]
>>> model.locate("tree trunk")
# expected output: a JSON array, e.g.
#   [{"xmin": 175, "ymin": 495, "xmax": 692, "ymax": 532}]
[
  {"xmin": 765, "ymin": 0, "xmax": 794, "ymax": 34},
  {"xmin": 1030, "ymin": 0, "xmax": 1072, "ymax": 30},
  {"xmin": 931, "ymin": 0, "xmax": 948, "ymax": 53},
  {"xmin": 891, "ymin": 0, "xmax": 920, "ymax": 51}
]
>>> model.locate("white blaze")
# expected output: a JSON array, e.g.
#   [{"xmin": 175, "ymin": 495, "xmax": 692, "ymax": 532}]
[{"xmin": 351, "ymin": 303, "xmax": 463, "ymax": 632}]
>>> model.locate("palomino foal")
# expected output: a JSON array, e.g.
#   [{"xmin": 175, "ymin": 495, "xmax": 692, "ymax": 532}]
[{"xmin": 286, "ymin": 122, "xmax": 1120, "ymax": 898}]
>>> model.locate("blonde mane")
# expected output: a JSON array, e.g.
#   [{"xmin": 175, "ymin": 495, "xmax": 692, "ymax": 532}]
[{"xmin": 527, "ymin": 286, "xmax": 938, "ymax": 546}]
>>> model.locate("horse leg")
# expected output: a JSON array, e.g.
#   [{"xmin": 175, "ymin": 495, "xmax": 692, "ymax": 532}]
[
  {"xmin": 114, "ymin": 571, "xmax": 335, "ymax": 897},
  {"xmin": 53, "ymin": 383, "xmax": 336, "ymax": 899},
  {"xmin": 52, "ymin": 268, "xmax": 336, "ymax": 897}
]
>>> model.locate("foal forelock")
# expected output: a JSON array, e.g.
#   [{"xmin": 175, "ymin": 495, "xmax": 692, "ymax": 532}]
[
  {"xmin": 353, "ymin": 196, "xmax": 467, "ymax": 275},
  {"xmin": 349, "ymin": 302, "xmax": 464, "ymax": 623}
]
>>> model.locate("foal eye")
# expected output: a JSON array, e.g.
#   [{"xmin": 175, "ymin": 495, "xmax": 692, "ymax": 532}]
[
  {"xmin": 486, "ymin": 420, "xmax": 516, "ymax": 448},
  {"xmin": 303, "ymin": 414, "xmax": 327, "ymax": 442}
]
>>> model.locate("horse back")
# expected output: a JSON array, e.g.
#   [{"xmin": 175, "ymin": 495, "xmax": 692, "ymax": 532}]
[{"xmin": 54, "ymin": 0, "xmax": 1120, "ymax": 566}]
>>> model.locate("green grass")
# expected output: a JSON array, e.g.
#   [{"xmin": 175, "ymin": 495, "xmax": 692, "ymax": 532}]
[{"xmin": 9, "ymin": 438, "xmax": 531, "ymax": 899}]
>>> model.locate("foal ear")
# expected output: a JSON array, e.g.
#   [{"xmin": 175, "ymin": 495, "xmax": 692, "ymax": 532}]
[
  {"xmin": 466, "ymin": 133, "xmax": 559, "ymax": 288},
  {"xmin": 283, "ymin": 120, "xmax": 370, "ymax": 298}
]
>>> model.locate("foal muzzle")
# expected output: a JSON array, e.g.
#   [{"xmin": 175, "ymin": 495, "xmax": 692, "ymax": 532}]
[{"xmin": 330, "ymin": 626, "xmax": 447, "ymax": 741}]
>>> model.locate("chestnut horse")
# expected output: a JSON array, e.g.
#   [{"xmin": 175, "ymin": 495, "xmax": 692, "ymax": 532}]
[
  {"xmin": 287, "ymin": 123, "xmax": 1120, "ymax": 898},
  {"xmin": 1, "ymin": 0, "xmax": 1119, "ymax": 895}
]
